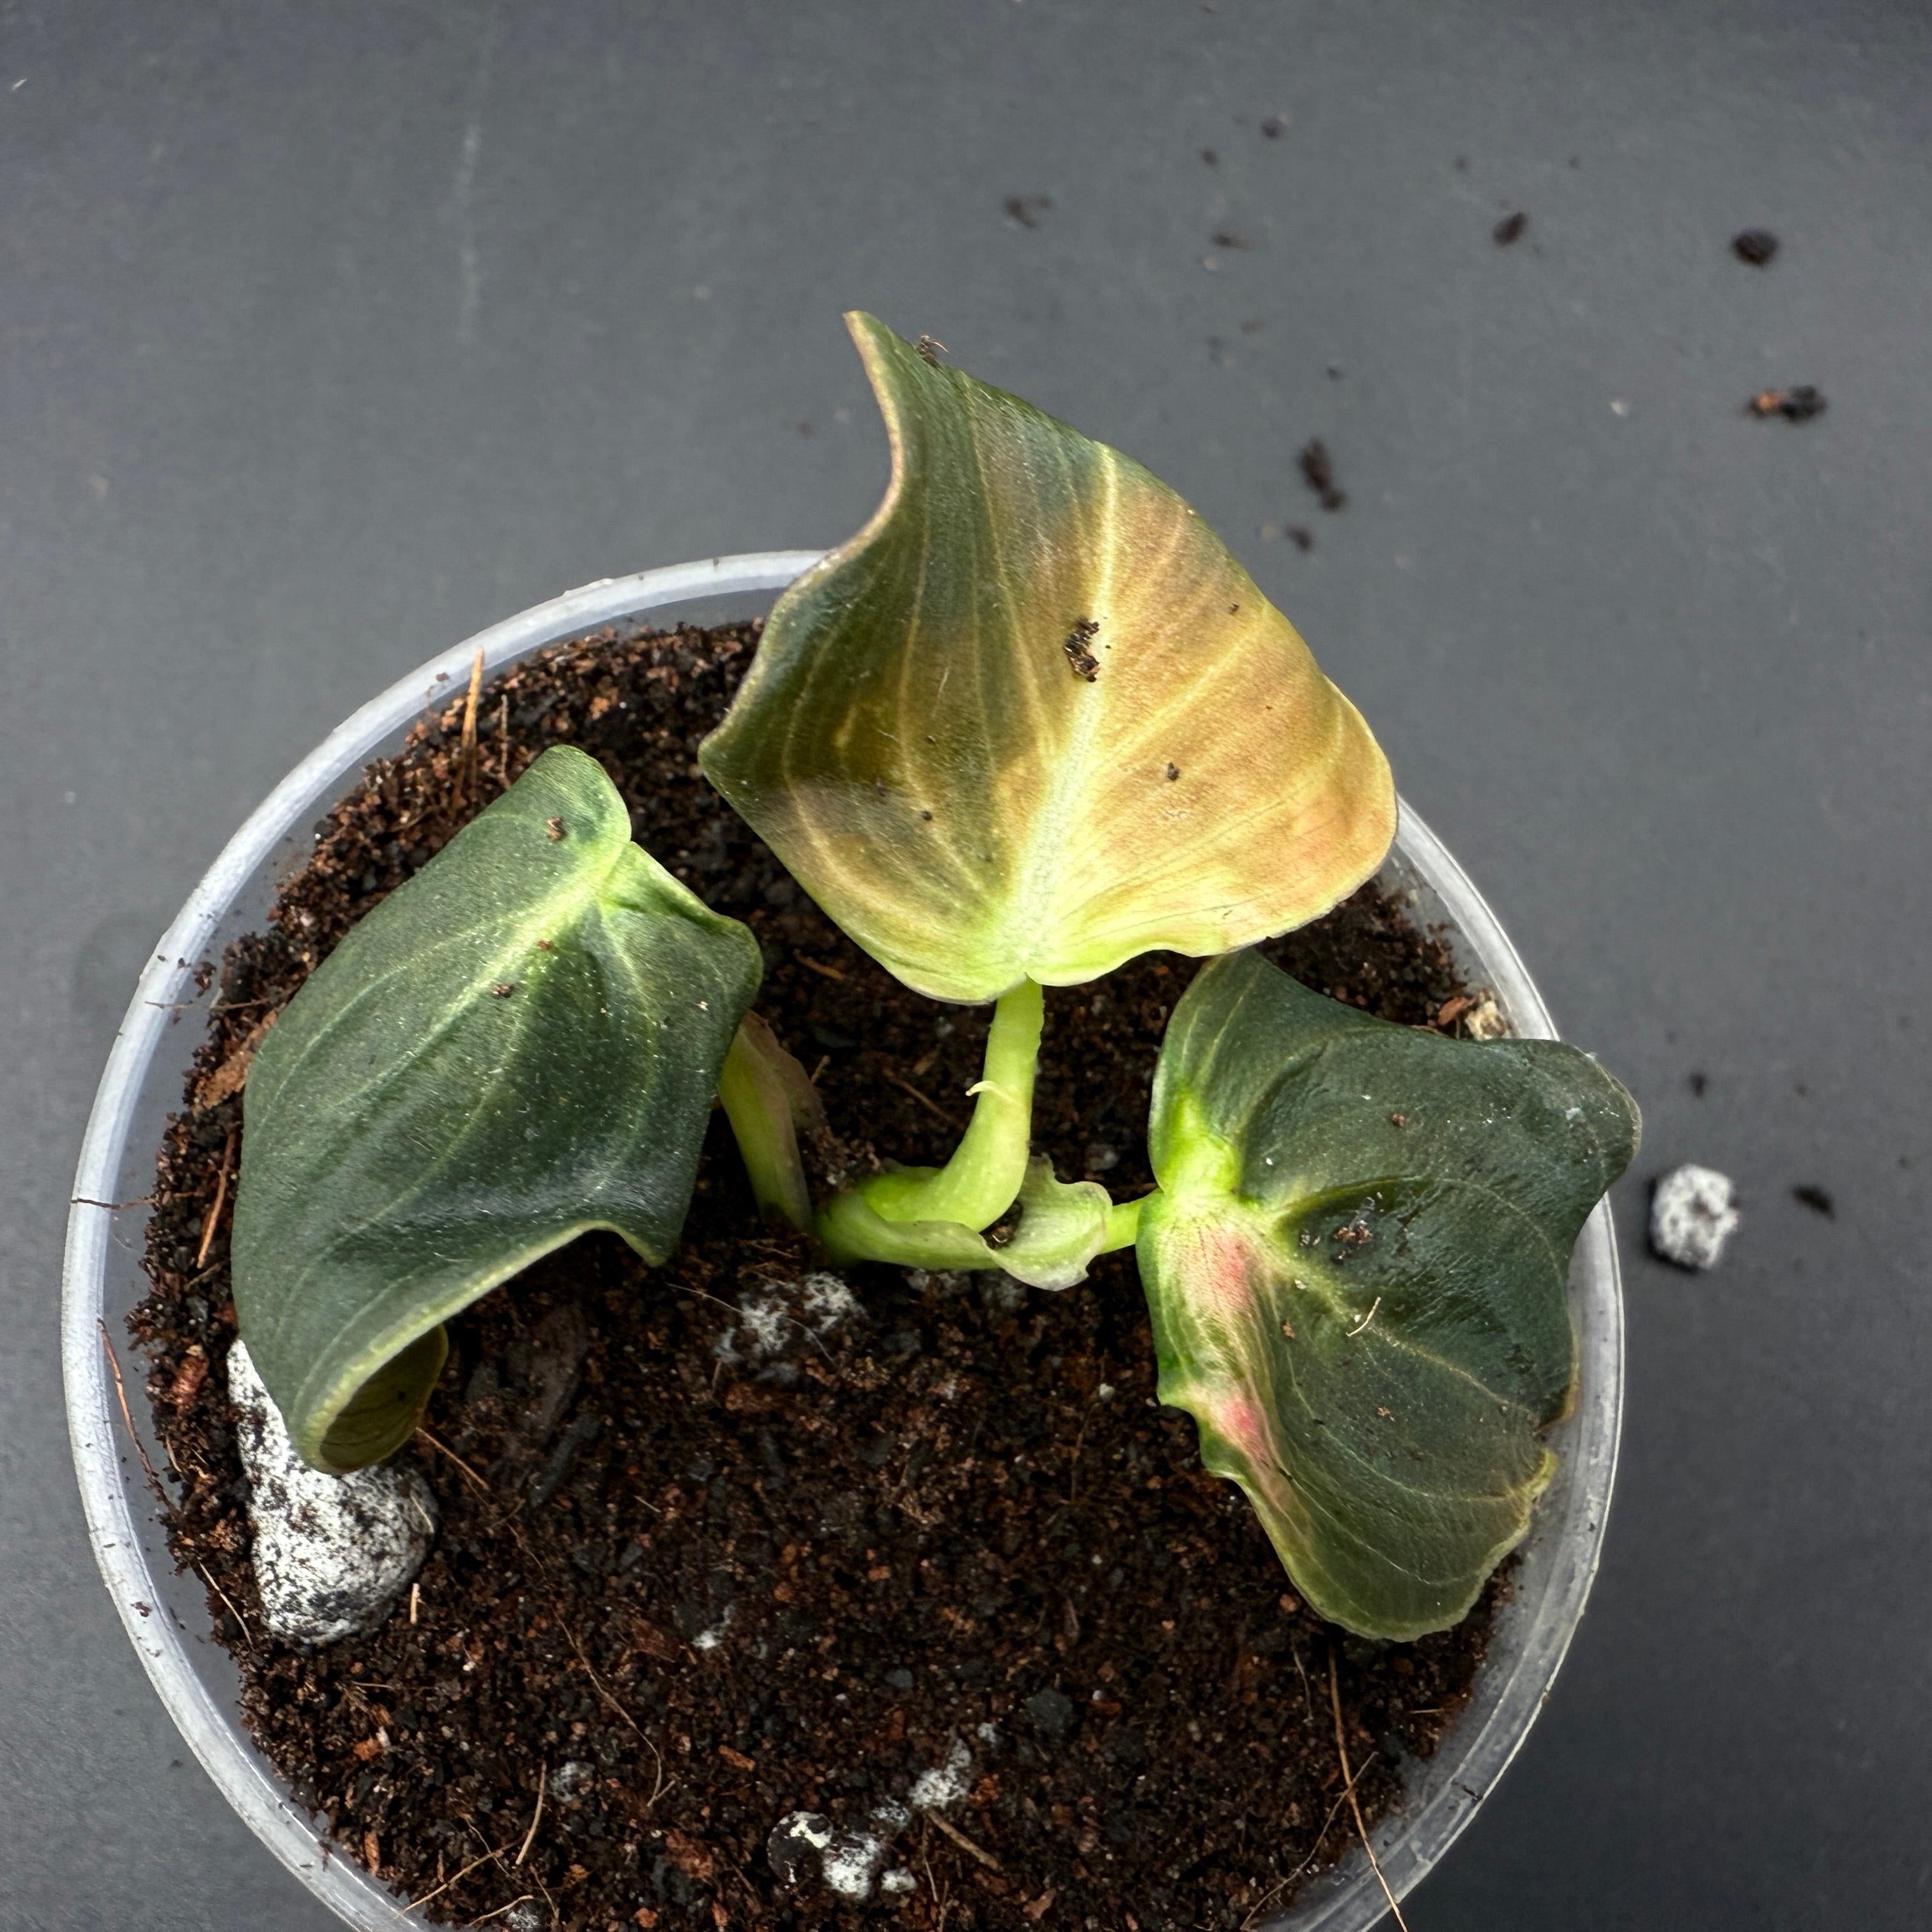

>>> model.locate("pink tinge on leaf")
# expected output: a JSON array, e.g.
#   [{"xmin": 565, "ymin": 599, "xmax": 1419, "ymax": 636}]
[
  {"xmin": 1190, "ymin": 1225, "xmax": 1261, "ymax": 1324},
  {"xmin": 1206, "ymin": 1393, "xmax": 1271, "ymax": 1464}
]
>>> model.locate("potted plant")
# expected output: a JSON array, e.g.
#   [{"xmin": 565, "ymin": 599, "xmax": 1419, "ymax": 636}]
[{"xmin": 66, "ymin": 316, "xmax": 1634, "ymax": 1932}]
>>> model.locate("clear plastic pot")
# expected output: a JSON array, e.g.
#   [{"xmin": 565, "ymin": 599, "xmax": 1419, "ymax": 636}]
[{"xmin": 62, "ymin": 553, "xmax": 1622, "ymax": 1931}]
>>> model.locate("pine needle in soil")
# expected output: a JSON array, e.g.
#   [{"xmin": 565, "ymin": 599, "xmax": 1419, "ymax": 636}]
[{"xmin": 1329, "ymin": 1644, "xmax": 1411, "ymax": 1931}]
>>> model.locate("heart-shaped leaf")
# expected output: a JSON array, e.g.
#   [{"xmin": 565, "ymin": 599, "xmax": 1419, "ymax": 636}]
[
  {"xmin": 1138, "ymin": 950, "xmax": 1638, "ymax": 1639},
  {"xmin": 232, "ymin": 746, "xmax": 762, "ymax": 1471},
  {"xmin": 699, "ymin": 312, "xmax": 1395, "ymax": 1004}
]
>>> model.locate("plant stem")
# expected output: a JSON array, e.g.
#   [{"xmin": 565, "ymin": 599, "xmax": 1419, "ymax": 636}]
[
  {"xmin": 1098, "ymin": 1194, "xmax": 1147, "ymax": 1253},
  {"xmin": 862, "ymin": 979, "xmax": 1045, "ymax": 1230},
  {"xmin": 717, "ymin": 1015, "xmax": 820, "ymax": 1232}
]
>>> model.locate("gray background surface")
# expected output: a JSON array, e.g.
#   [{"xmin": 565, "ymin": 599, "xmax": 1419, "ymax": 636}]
[{"xmin": 4, "ymin": 2, "xmax": 1929, "ymax": 1926}]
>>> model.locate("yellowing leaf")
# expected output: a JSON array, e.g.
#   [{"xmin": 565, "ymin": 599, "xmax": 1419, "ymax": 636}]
[{"xmin": 700, "ymin": 313, "xmax": 1395, "ymax": 1004}]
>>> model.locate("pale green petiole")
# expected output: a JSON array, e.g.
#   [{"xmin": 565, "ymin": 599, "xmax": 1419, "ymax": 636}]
[
  {"xmin": 856, "ymin": 978, "xmax": 1045, "ymax": 1230},
  {"xmin": 717, "ymin": 1013, "xmax": 825, "ymax": 1233},
  {"xmin": 819, "ymin": 1153, "xmax": 1138, "ymax": 1289},
  {"xmin": 1100, "ymin": 1194, "xmax": 1146, "ymax": 1252},
  {"xmin": 813, "ymin": 981, "xmax": 1151, "ymax": 1289},
  {"xmin": 717, "ymin": 979, "xmax": 1146, "ymax": 1287}
]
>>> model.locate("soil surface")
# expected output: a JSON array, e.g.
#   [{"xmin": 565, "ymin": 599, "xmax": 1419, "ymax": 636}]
[{"xmin": 132, "ymin": 620, "xmax": 1505, "ymax": 1932}]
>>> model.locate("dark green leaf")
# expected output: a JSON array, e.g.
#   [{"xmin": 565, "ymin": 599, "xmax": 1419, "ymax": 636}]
[
  {"xmin": 233, "ymin": 746, "xmax": 762, "ymax": 1471},
  {"xmin": 1138, "ymin": 950, "xmax": 1638, "ymax": 1638}
]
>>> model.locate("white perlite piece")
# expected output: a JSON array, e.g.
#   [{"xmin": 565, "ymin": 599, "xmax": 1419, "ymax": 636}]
[
  {"xmin": 768, "ymin": 1811, "xmax": 891, "ymax": 1901},
  {"xmin": 691, "ymin": 1605, "xmax": 734, "ymax": 1652},
  {"xmin": 227, "ymin": 1341, "xmax": 436, "ymax": 1647},
  {"xmin": 909, "ymin": 1738, "xmax": 973, "ymax": 1811},
  {"xmin": 1650, "ymin": 1165, "xmax": 1743, "ymax": 1270},
  {"xmin": 801, "ymin": 1271, "xmax": 861, "ymax": 1328},
  {"xmin": 714, "ymin": 1271, "xmax": 862, "ymax": 1367},
  {"xmin": 768, "ymin": 1762, "xmax": 969, "ymax": 1905}
]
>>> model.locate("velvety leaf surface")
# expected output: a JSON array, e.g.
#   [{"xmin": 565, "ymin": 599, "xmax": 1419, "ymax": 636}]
[
  {"xmin": 699, "ymin": 312, "xmax": 1395, "ymax": 1003},
  {"xmin": 233, "ymin": 747, "xmax": 762, "ymax": 1471},
  {"xmin": 1139, "ymin": 950, "xmax": 1638, "ymax": 1638}
]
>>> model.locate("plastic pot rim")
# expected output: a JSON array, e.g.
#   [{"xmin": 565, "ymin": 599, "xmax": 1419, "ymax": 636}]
[{"xmin": 61, "ymin": 550, "xmax": 1623, "ymax": 1932}]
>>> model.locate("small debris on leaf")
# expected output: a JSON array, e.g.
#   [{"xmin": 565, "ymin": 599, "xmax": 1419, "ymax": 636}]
[
  {"xmin": 1649, "ymin": 1164, "xmax": 1742, "ymax": 1270},
  {"xmin": 915, "ymin": 334, "xmax": 947, "ymax": 366},
  {"xmin": 1791, "ymin": 1184, "xmax": 1835, "ymax": 1218},
  {"xmin": 1747, "ymin": 386, "xmax": 1827, "ymax": 422},
  {"xmin": 545, "ymin": 815, "xmax": 565, "ymax": 840},
  {"xmin": 1062, "ymin": 617, "xmax": 1101, "ymax": 682},
  {"xmin": 1165, "ymin": 762, "xmax": 1180, "ymax": 781},
  {"xmin": 1492, "ymin": 211, "xmax": 1527, "ymax": 246},
  {"xmin": 1298, "ymin": 438, "xmax": 1346, "ymax": 512},
  {"xmin": 1731, "ymin": 228, "xmax": 1779, "ymax": 266},
  {"xmin": 491, "ymin": 981, "xmax": 516, "ymax": 998}
]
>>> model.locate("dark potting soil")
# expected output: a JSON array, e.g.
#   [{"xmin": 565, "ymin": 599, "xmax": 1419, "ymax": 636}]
[{"xmin": 132, "ymin": 619, "xmax": 1505, "ymax": 1932}]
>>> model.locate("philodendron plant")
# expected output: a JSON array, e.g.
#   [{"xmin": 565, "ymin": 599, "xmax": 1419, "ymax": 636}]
[{"xmin": 232, "ymin": 312, "xmax": 1637, "ymax": 1641}]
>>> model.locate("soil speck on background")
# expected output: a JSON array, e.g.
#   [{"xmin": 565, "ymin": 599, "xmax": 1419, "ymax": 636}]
[
  {"xmin": 1492, "ymin": 211, "xmax": 1527, "ymax": 246},
  {"xmin": 1731, "ymin": 228, "xmax": 1779, "ymax": 266},
  {"xmin": 133, "ymin": 622, "xmax": 1498, "ymax": 1931},
  {"xmin": 1298, "ymin": 438, "xmax": 1346, "ymax": 512},
  {"xmin": 1748, "ymin": 385, "xmax": 1827, "ymax": 422}
]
